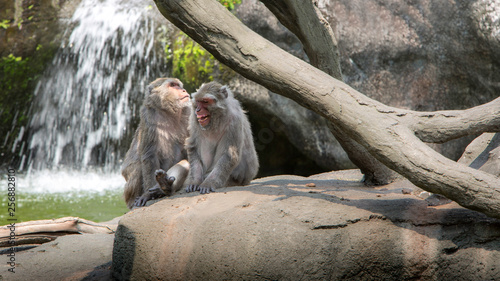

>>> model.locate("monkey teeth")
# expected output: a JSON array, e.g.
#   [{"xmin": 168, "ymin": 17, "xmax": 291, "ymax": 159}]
[{"xmin": 197, "ymin": 115, "xmax": 210, "ymax": 126}]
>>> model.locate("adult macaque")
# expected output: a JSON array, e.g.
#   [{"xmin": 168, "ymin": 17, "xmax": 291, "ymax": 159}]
[
  {"xmin": 185, "ymin": 82, "xmax": 259, "ymax": 194},
  {"xmin": 122, "ymin": 78, "xmax": 190, "ymax": 209}
]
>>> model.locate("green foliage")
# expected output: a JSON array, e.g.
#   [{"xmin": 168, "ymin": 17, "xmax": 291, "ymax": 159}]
[
  {"xmin": 0, "ymin": 54, "xmax": 31, "ymax": 100},
  {"xmin": 167, "ymin": 32, "xmax": 237, "ymax": 93},
  {"xmin": 0, "ymin": 19, "xmax": 10, "ymax": 29},
  {"xmin": 168, "ymin": 32, "xmax": 215, "ymax": 92},
  {"xmin": 218, "ymin": 0, "xmax": 242, "ymax": 11},
  {"xmin": 0, "ymin": 44, "xmax": 56, "ymax": 166},
  {"xmin": 0, "ymin": 54, "xmax": 31, "ymax": 160}
]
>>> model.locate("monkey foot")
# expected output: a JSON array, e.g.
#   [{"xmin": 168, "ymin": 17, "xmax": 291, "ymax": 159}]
[
  {"xmin": 199, "ymin": 186, "xmax": 216, "ymax": 194},
  {"xmin": 155, "ymin": 169, "xmax": 175, "ymax": 194},
  {"xmin": 185, "ymin": 184, "xmax": 215, "ymax": 194},
  {"xmin": 185, "ymin": 184, "xmax": 199, "ymax": 193}
]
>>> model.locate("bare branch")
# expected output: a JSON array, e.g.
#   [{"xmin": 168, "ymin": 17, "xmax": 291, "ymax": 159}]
[
  {"xmin": 261, "ymin": 0, "xmax": 342, "ymax": 79},
  {"xmin": 404, "ymin": 98, "xmax": 500, "ymax": 143},
  {"xmin": 262, "ymin": 0, "xmax": 400, "ymax": 184},
  {"xmin": 263, "ymin": 0, "xmax": 500, "ymax": 147}
]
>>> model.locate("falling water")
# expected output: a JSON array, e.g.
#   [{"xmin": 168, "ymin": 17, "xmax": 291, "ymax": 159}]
[
  {"xmin": 25, "ymin": 0, "xmax": 169, "ymax": 173},
  {"xmin": 0, "ymin": 0, "xmax": 175, "ymax": 222}
]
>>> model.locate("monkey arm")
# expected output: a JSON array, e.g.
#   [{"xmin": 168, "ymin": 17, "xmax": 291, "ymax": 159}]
[
  {"xmin": 199, "ymin": 128, "xmax": 243, "ymax": 193},
  {"xmin": 185, "ymin": 136, "xmax": 204, "ymax": 192},
  {"xmin": 139, "ymin": 124, "xmax": 161, "ymax": 192}
]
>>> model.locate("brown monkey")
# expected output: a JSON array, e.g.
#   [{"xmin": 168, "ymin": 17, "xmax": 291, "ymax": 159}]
[
  {"xmin": 122, "ymin": 78, "xmax": 190, "ymax": 209},
  {"xmin": 185, "ymin": 82, "xmax": 259, "ymax": 194}
]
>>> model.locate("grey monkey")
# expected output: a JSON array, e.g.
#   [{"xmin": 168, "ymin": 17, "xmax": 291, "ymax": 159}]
[{"xmin": 185, "ymin": 81, "xmax": 259, "ymax": 194}]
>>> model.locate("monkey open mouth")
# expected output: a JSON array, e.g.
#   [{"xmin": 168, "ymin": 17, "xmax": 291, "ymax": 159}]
[{"xmin": 197, "ymin": 114, "xmax": 210, "ymax": 127}]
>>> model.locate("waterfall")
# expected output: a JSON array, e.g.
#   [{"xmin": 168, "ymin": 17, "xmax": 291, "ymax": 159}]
[{"xmin": 25, "ymin": 0, "xmax": 169, "ymax": 173}]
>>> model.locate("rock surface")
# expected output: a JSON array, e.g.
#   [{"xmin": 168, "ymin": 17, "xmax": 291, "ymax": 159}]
[
  {"xmin": 0, "ymin": 232, "xmax": 115, "ymax": 281},
  {"xmin": 113, "ymin": 170, "xmax": 500, "ymax": 280}
]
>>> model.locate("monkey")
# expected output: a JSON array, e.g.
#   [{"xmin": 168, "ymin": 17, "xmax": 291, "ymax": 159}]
[
  {"xmin": 121, "ymin": 78, "xmax": 191, "ymax": 209},
  {"xmin": 185, "ymin": 81, "xmax": 259, "ymax": 194}
]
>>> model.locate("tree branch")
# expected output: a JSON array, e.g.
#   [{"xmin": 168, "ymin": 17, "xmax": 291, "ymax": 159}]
[
  {"xmin": 403, "ymin": 98, "xmax": 500, "ymax": 143},
  {"xmin": 154, "ymin": 0, "xmax": 500, "ymax": 218},
  {"xmin": 263, "ymin": 0, "xmax": 500, "ymax": 147},
  {"xmin": 262, "ymin": 0, "xmax": 400, "ymax": 184}
]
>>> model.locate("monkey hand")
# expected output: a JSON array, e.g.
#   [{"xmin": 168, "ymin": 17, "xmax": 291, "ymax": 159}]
[
  {"xmin": 148, "ymin": 185, "xmax": 167, "ymax": 198},
  {"xmin": 198, "ymin": 185, "xmax": 216, "ymax": 194},
  {"xmin": 134, "ymin": 193, "xmax": 153, "ymax": 207},
  {"xmin": 134, "ymin": 184, "xmax": 168, "ymax": 207}
]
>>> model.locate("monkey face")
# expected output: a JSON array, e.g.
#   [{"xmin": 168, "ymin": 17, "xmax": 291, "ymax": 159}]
[
  {"xmin": 195, "ymin": 97, "xmax": 215, "ymax": 127},
  {"xmin": 165, "ymin": 79, "xmax": 190, "ymax": 104},
  {"xmin": 147, "ymin": 78, "xmax": 190, "ymax": 112},
  {"xmin": 192, "ymin": 82, "xmax": 229, "ymax": 129}
]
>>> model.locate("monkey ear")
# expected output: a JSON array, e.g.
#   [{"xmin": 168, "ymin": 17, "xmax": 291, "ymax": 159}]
[
  {"xmin": 147, "ymin": 83, "xmax": 156, "ymax": 94},
  {"xmin": 220, "ymin": 86, "xmax": 233, "ymax": 99}
]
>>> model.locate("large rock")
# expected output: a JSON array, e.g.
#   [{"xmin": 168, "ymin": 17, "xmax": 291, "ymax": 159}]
[
  {"xmin": 459, "ymin": 132, "xmax": 500, "ymax": 177},
  {"xmin": 112, "ymin": 171, "xmax": 500, "ymax": 280}
]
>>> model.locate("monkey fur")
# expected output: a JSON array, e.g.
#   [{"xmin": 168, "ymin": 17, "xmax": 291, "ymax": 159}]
[
  {"xmin": 185, "ymin": 81, "xmax": 259, "ymax": 194},
  {"xmin": 122, "ymin": 78, "xmax": 191, "ymax": 209}
]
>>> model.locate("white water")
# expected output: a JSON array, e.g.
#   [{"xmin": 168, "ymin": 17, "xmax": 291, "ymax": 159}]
[
  {"xmin": 24, "ymin": 0, "xmax": 168, "ymax": 176},
  {"xmin": 13, "ymin": 170, "xmax": 125, "ymax": 194}
]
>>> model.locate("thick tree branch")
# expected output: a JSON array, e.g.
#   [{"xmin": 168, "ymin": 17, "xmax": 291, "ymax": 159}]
[
  {"xmin": 263, "ymin": 0, "xmax": 500, "ymax": 147},
  {"xmin": 154, "ymin": 0, "xmax": 500, "ymax": 218},
  {"xmin": 403, "ymin": 98, "xmax": 500, "ymax": 143},
  {"xmin": 261, "ymin": 0, "xmax": 342, "ymax": 79},
  {"xmin": 262, "ymin": 0, "xmax": 400, "ymax": 184}
]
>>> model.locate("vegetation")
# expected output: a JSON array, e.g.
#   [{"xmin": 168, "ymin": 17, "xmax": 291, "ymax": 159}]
[
  {"xmin": 167, "ymin": 33, "xmax": 214, "ymax": 92},
  {"xmin": 165, "ymin": 0, "xmax": 240, "ymax": 92},
  {"xmin": 167, "ymin": 32, "xmax": 235, "ymax": 93},
  {"xmin": 0, "ymin": 44, "xmax": 57, "ymax": 167},
  {"xmin": 218, "ymin": 0, "xmax": 242, "ymax": 11}
]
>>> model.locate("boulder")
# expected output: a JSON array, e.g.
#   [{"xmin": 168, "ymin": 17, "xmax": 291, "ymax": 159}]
[
  {"xmin": 458, "ymin": 132, "xmax": 500, "ymax": 177},
  {"xmin": 112, "ymin": 170, "xmax": 500, "ymax": 280}
]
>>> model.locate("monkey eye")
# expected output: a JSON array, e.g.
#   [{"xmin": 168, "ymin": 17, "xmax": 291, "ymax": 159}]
[
  {"xmin": 169, "ymin": 82, "xmax": 182, "ymax": 89},
  {"xmin": 200, "ymin": 98, "xmax": 214, "ymax": 105}
]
